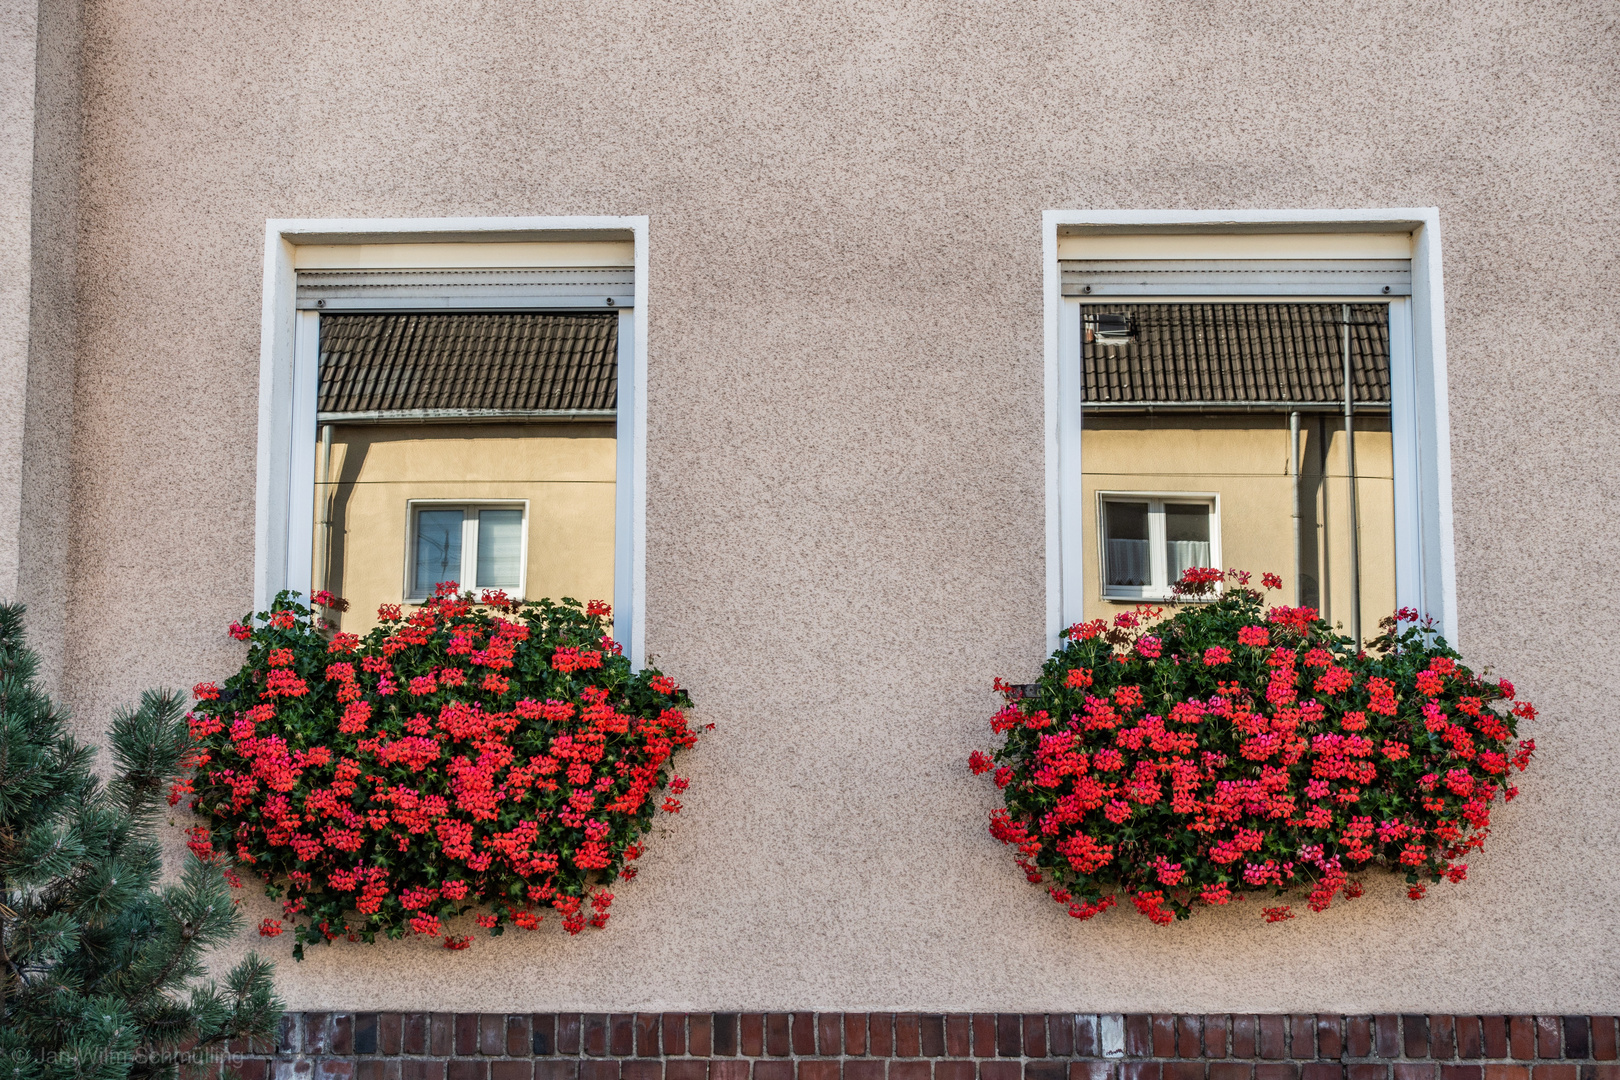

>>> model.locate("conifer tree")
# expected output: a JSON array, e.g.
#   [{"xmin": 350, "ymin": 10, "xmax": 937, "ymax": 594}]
[{"xmin": 0, "ymin": 603, "xmax": 281, "ymax": 1077}]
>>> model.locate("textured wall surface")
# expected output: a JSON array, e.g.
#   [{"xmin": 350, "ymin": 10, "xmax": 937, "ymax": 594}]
[{"xmin": 28, "ymin": 0, "xmax": 1620, "ymax": 1012}]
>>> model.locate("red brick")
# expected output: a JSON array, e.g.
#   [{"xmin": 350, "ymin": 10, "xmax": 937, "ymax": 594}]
[
  {"xmin": 1075, "ymin": 1018, "xmax": 1099, "ymax": 1059},
  {"xmin": 635, "ymin": 1015, "xmax": 661, "ymax": 1058},
  {"xmin": 1210, "ymin": 1066, "xmax": 1252, "ymax": 1080},
  {"xmin": 1406, "ymin": 1019, "xmax": 1432, "ymax": 1061},
  {"xmin": 1125, "ymin": 1017, "xmax": 1153, "ymax": 1058},
  {"xmin": 766, "ymin": 1015, "xmax": 790, "ymax": 1058},
  {"xmin": 240, "ymin": 1061, "xmax": 269, "ymax": 1080},
  {"xmin": 945, "ymin": 1020, "xmax": 972, "ymax": 1060},
  {"xmin": 741, "ymin": 1016, "xmax": 765, "ymax": 1058},
  {"xmin": 1511, "ymin": 1021, "xmax": 1536, "ymax": 1061},
  {"xmin": 1483, "ymin": 1068, "xmax": 1529, "ymax": 1080},
  {"xmin": 357, "ymin": 1063, "xmax": 386, "ymax": 1080},
  {"xmin": 1533, "ymin": 1069, "xmax": 1577, "ymax": 1080},
  {"xmin": 935, "ymin": 1063, "xmax": 974, "ymax": 1080},
  {"xmin": 612, "ymin": 1016, "xmax": 636, "ymax": 1058},
  {"xmin": 1303, "ymin": 1067, "xmax": 1343, "ymax": 1080},
  {"xmin": 454, "ymin": 1016, "xmax": 480, "ymax": 1057},
  {"xmin": 755, "ymin": 1063, "xmax": 793, "ymax": 1080},
  {"xmin": 1049, "ymin": 1017, "xmax": 1075, "ymax": 1059},
  {"xmin": 493, "ymin": 1065, "xmax": 534, "ymax": 1080},
  {"xmin": 559, "ymin": 1017, "xmax": 583, "ymax": 1057},
  {"xmin": 449, "ymin": 1064, "xmax": 489, "ymax": 1080},
  {"xmin": 1205, "ymin": 1020, "xmax": 1229, "ymax": 1060},
  {"xmin": 1319, "ymin": 1019, "xmax": 1345, "ymax": 1061},
  {"xmin": 972, "ymin": 1017, "xmax": 997, "ymax": 1059},
  {"xmin": 844, "ymin": 1064, "xmax": 885, "ymax": 1080},
  {"xmin": 1177, "ymin": 1018, "xmax": 1203, "ymax": 1059},
  {"xmin": 1256, "ymin": 1066, "xmax": 1299, "ymax": 1080},
  {"xmin": 897, "ymin": 1016, "xmax": 921, "ymax": 1058},
  {"xmin": 922, "ymin": 1017, "xmax": 947, "ymax": 1058},
  {"xmin": 982, "ymin": 1064, "xmax": 1021, "ymax": 1080},
  {"xmin": 1234, "ymin": 1019, "xmax": 1258, "ymax": 1060},
  {"xmin": 480, "ymin": 1015, "xmax": 507, "ymax": 1057},
  {"xmin": 1595, "ymin": 1020, "xmax": 1619, "ymax": 1062},
  {"xmin": 1537, "ymin": 1024, "xmax": 1564, "ymax": 1063},
  {"xmin": 663, "ymin": 1017, "xmax": 688, "ymax": 1058},
  {"xmin": 871, "ymin": 1016, "xmax": 895, "ymax": 1059},
  {"xmin": 712, "ymin": 1065, "xmax": 748, "ymax": 1080},
  {"xmin": 404, "ymin": 1065, "xmax": 446, "ymax": 1080},
  {"xmin": 889, "ymin": 1065, "xmax": 927, "ymax": 1080},
  {"xmin": 1028, "ymin": 1064, "xmax": 1066, "ymax": 1080},
  {"xmin": 997, "ymin": 1017, "xmax": 1022, "ymax": 1058},
  {"xmin": 1152, "ymin": 1018, "xmax": 1176, "ymax": 1060},
  {"xmin": 1566, "ymin": 1020, "xmax": 1592, "ymax": 1061},
  {"xmin": 1481, "ymin": 1022, "xmax": 1507, "ymax": 1061},
  {"xmin": 1580, "ymin": 1069, "xmax": 1620, "ymax": 1080},
  {"xmin": 1120, "ymin": 1067, "xmax": 1161, "ymax": 1080},
  {"xmin": 534, "ymin": 1068, "xmax": 577, "ymax": 1080},
  {"xmin": 715, "ymin": 1017, "xmax": 739, "ymax": 1058},
  {"xmin": 793, "ymin": 1015, "xmax": 817, "ymax": 1057},
  {"xmin": 1071, "ymin": 1066, "xmax": 1114, "ymax": 1080},
  {"xmin": 582, "ymin": 1064, "xmax": 619, "ymax": 1080},
  {"xmin": 1024, "ymin": 1017, "xmax": 1048, "ymax": 1059},
  {"xmin": 1260, "ymin": 1019, "xmax": 1287, "ymax": 1061},
  {"xmin": 1455, "ymin": 1020, "xmax": 1482, "ymax": 1061},
  {"xmin": 1163, "ymin": 1064, "xmax": 1203, "ymax": 1080},
  {"xmin": 1291, "ymin": 1018, "xmax": 1315, "ymax": 1060},
  {"xmin": 1441, "ymin": 1068, "xmax": 1481, "ymax": 1080},
  {"xmin": 1347, "ymin": 1021, "xmax": 1373, "ymax": 1061},
  {"xmin": 668, "ymin": 1065, "xmax": 709, "ymax": 1080},
  {"xmin": 622, "ymin": 1065, "xmax": 659, "ymax": 1080},
  {"xmin": 819, "ymin": 1016, "xmax": 844, "ymax": 1057},
  {"xmin": 1346, "ymin": 1068, "xmax": 1386, "ymax": 1080},
  {"xmin": 795, "ymin": 1067, "xmax": 837, "ymax": 1080},
  {"xmin": 690, "ymin": 1017, "xmax": 712, "ymax": 1058},
  {"xmin": 1394, "ymin": 1069, "xmax": 1436, "ymax": 1080},
  {"xmin": 846, "ymin": 1015, "xmax": 868, "ymax": 1057},
  {"xmin": 1376, "ymin": 1020, "xmax": 1402, "ymax": 1061},
  {"xmin": 1432, "ymin": 1019, "xmax": 1457, "ymax": 1061}
]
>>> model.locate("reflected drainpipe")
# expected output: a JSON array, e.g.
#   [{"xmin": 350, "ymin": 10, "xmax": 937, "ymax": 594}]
[
  {"xmin": 1289, "ymin": 410, "xmax": 1302, "ymax": 609},
  {"xmin": 315, "ymin": 423, "xmax": 333, "ymax": 597},
  {"xmin": 1342, "ymin": 305, "xmax": 1361, "ymax": 644}
]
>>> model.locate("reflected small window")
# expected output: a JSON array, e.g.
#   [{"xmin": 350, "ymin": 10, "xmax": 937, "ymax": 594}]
[
  {"xmin": 1099, "ymin": 495, "xmax": 1219, "ymax": 600},
  {"xmin": 406, "ymin": 503, "xmax": 527, "ymax": 600}
]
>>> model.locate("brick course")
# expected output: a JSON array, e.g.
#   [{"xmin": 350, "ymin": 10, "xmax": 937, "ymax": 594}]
[{"xmin": 215, "ymin": 1015, "xmax": 1620, "ymax": 1080}]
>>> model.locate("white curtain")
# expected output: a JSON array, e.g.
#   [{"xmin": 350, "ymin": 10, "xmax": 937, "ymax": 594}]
[
  {"xmin": 1106, "ymin": 538, "xmax": 1150, "ymax": 586},
  {"xmin": 1167, "ymin": 540, "xmax": 1212, "ymax": 586},
  {"xmin": 476, "ymin": 509, "xmax": 524, "ymax": 589}
]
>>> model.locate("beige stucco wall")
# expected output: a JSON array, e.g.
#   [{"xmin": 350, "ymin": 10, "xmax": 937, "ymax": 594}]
[
  {"xmin": 318, "ymin": 421, "xmax": 616, "ymax": 637},
  {"xmin": 9, "ymin": 0, "xmax": 1618, "ymax": 1013},
  {"xmin": 1080, "ymin": 416, "xmax": 1396, "ymax": 635}
]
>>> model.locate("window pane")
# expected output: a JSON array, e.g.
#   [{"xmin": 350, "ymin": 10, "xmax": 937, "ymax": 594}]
[
  {"xmin": 1104, "ymin": 501, "xmax": 1150, "ymax": 587},
  {"xmin": 312, "ymin": 311, "xmax": 619, "ymax": 633},
  {"xmin": 412, "ymin": 509, "xmax": 463, "ymax": 596},
  {"xmin": 1164, "ymin": 503, "xmax": 1211, "ymax": 585},
  {"xmin": 1081, "ymin": 302, "xmax": 1396, "ymax": 639},
  {"xmin": 477, "ymin": 509, "xmax": 524, "ymax": 588}
]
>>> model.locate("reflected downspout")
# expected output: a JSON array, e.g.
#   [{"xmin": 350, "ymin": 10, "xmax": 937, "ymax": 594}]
[
  {"xmin": 1289, "ymin": 410, "xmax": 1302, "ymax": 608},
  {"xmin": 1342, "ymin": 305, "xmax": 1361, "ymax": 644},
  {"xmin": 315, "ymin": 423, "xmax": 333, "ymax": 599}
]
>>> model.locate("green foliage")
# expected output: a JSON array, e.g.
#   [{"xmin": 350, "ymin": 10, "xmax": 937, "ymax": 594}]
[{"xmin": 0, "ymin": 603, "xmax": 282, "ymax": 1077}]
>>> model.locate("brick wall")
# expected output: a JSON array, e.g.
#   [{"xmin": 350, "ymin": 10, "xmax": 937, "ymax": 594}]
[{"xmin": 230, "ymin": 1014, "xmax": 1620, "ymax": 1080}]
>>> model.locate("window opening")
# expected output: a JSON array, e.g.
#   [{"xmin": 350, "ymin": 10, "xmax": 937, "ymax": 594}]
[{"xmin": 1080, "ymin": 301, "xmax": 1393, "ymax": 638}]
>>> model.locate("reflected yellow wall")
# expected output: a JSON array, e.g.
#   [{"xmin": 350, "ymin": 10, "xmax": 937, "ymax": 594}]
[
  {"xmin": 1080, "ymin": 414, "xmax": 1394, "ymax": 643},
  {"xmin": 312, "ymin": 422, "xmax": 615, "ymax": 636}
]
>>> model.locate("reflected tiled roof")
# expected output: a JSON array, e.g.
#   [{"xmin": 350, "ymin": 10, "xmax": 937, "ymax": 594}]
[
  {"xmin": 1082, "ymin": 303, "xmax": 1389, "ymax": 406},
  {"xmin": 318, "ymin": 312, "xmax": 617, "ymax": 413}
]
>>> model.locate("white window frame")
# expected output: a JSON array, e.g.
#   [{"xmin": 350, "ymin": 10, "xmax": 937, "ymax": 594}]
[
  {"xmin": 255, "ymin": 216, "xmax": 649, "ymax": 667},
  {"xmin": 1096, "ymin": 491, "xmax": 1221, "ymax": 601},
  {"xmin": 1044, "ymin": 209, "xmax": 1456, "ymax": 653},
  {"xmin": 403, "ymin": 500, "xmax": 530, "ymax": 602}
]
